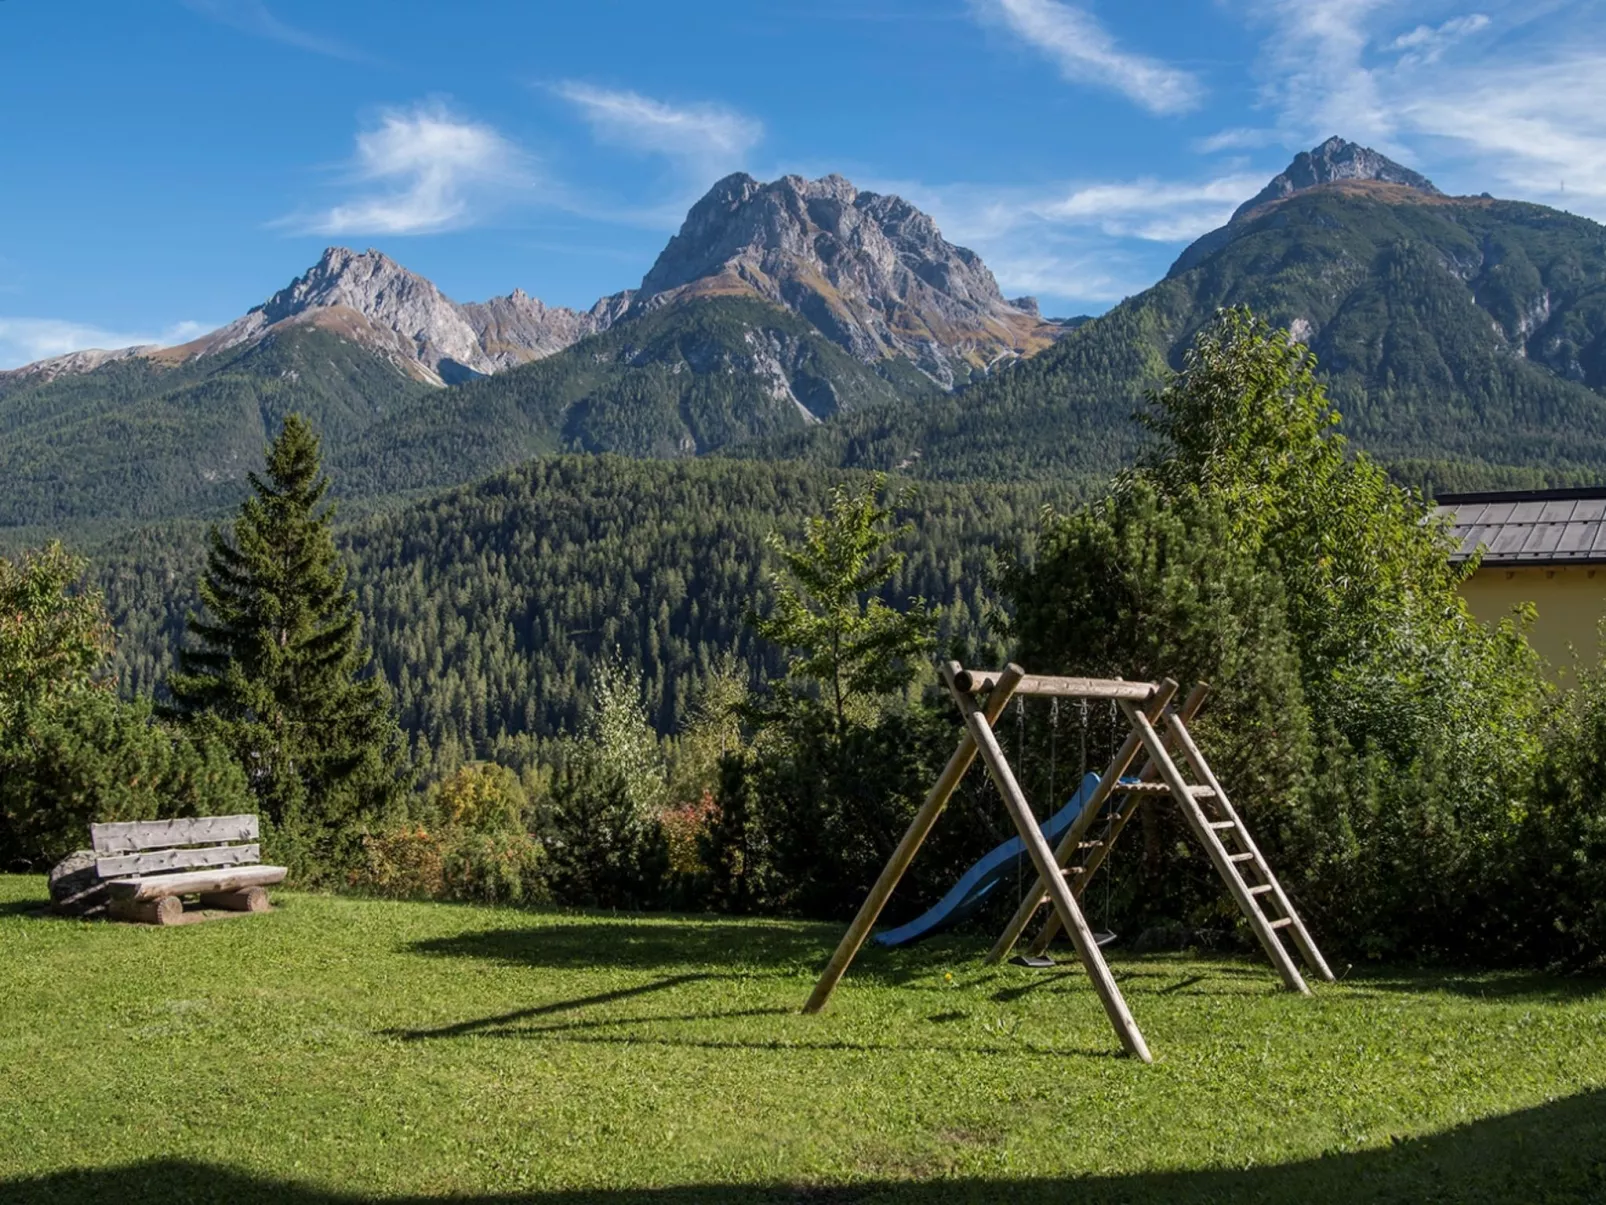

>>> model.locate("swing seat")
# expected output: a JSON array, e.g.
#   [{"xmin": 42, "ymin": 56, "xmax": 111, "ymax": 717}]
[{"xmin": 1011, "ymin": 930, "xmax": 1117, "ymax": 968}]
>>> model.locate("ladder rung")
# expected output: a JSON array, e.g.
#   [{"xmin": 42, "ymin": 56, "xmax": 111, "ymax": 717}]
[
  {"xmin": 1268, "ymin": 917, "xmax": 1293, "ymax": 930},
  {"xmin": 1116, "ymin": 781, "xmax": 1170, "ymax": 793},
  {"xmin": 1187, "ymin": 785, "xmax": 1217, "ymax": 797},
  {"xmin": 1228, "ymin": 852, "xmax": 1255, "ymax": 863},
  {"xmin": 1248, "ymin": 884, "xmax": 1274, "ymax": 896},
  {"xmin": 1208, "ymin": 820, "xmax": 1236, "ymax": 830},
  {"xmin": 1062, "ymin": 866, "xmax": 1087, "ymax": 877},
  {"xmin": 1076, "ymin": 841, "xmax": 1104, "ymax": 850}
]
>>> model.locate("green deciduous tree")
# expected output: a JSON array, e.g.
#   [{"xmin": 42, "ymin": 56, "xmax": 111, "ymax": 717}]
[
  {"xmin": 0, "ymin": 543, "xmax": 112, "ymax": 730},
  {"xmin": 1006, "ymin": 307, "xmax": 1548, "ymax": 960},
  {"xmin": 750, "ymin": 475, "xmax": 936, "ymax": 735},
  {"xmin": 167, "ymin": 414, "xmax": 409, "ymax": 876}
]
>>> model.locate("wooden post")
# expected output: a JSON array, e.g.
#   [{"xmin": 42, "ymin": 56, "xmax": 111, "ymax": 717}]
[
  {"xmin": 1018, "ymin": 682, "xmax": 1211, "ymax": 960},
  {"xmin": 801, "ymin": 662, "xmax": 1024, "ymax": 1014},
  {"xmin": 952, "ymin": 678, "xmax": 1152, "ymax": 1063},
  {"xmin": 985, "ymin": 679, "xmax": 1181, "ymax": 964},
  {"xmin": 1163, "ymin": 714, "xmax": 1335, "ymax": 984},
  {"xmin": 1122, "ymin": 702, "xmax": 1310, "ymax": 995}
]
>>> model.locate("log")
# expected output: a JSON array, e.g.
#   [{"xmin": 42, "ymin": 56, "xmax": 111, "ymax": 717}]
[
  {"xmin": 801, "ymin": 662, "xmax": 1024, "ymax": 1015},
  {"xmin": 952, "ymin": 670, "xmax": 1156, "ymax": 701},
  {"xmin": 109, "ymin": 895, "xmax": 183, "ymax": 925},
  {"xmin": 91, "ymin": 814, "xmax": 259, "ymax": 854},
  {"xmin": 199, "ymin": 887, "xmax": 269, "ymax": 912},
  {"xmin": 106, "ymin": 865, "xmax": 286, "ymax": 902}
]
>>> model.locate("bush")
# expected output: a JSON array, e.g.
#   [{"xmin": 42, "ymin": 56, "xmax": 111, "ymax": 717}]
[
  {"xmin": 0, "ymin": 692, "xmax": 252, "ymax": 868},
  {"xmin": 354, "ymin": 823, "xmax": 547, "ymax": 906}
]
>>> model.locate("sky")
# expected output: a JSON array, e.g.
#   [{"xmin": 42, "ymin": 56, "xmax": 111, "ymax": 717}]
[{"xmin": 2, "ymin": 0, "xmax": 1605, "ymax": 367}]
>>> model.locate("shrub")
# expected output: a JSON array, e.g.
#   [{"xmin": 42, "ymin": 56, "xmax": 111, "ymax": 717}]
[
  {"xmin": 354, "ymin": 823, "xmax": 547, "ymax": 906},
  {"xmin": 0, "ymin": 693, "xmax": 252, "ymax": 867}
]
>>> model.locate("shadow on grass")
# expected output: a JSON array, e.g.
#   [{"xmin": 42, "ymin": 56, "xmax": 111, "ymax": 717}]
[
  {"xmin": 1346, "ymin": 965, "xmax": 1606, "ymax": 1003},
  {"xmin": 0, "ymin": 898, "xmax": 49, "ymax": 919},
  {"xmin": 406, "ymin": 919, "xmax": 830, "ymax": 973},
  {"xmin": 5, "ymin": 1088, "xmax": 1603, "ymax": 1203}
]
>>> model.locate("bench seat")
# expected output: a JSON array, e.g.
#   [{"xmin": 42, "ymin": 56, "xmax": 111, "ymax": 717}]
[{"xmin": 105, "ymin": 864, "xmax": 287, "ymax": 902}]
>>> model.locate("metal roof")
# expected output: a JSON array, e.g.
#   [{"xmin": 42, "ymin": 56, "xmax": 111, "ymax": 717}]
[{"xmin": 1434, "ymin": 488, "xmax": 1606, "ymax": 566}]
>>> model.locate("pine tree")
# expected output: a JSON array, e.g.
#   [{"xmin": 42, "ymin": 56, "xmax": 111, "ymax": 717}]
[{"xmin": 167, "ymin": 414, "xmax": 409, "ymax": 874}]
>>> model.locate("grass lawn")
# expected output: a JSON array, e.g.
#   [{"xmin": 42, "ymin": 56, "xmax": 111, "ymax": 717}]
[{"xmin": 2, "ymin": 875, "xmax": 1604, "ymax": 1203}]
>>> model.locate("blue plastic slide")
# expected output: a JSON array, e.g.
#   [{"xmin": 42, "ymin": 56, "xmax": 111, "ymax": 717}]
[{"xmin": 873, "ymin": 771, "xmax": 1113, "ymax": 947}]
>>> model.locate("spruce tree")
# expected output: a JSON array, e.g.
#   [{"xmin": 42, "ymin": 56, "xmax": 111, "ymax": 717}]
[{"xmin": 168, "ymin": 414, "xmax": 408, "ymax": 873}]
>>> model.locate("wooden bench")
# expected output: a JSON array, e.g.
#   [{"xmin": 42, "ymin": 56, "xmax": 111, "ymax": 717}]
[{"xmin": 90, "ymin": 814, "xmax": 286, "ymax": 925}]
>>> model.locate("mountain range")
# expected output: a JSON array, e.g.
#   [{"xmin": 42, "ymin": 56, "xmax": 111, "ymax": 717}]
[{"xmin": 7, "ymin": 137, "xmax": 1606, "ymax": 527}]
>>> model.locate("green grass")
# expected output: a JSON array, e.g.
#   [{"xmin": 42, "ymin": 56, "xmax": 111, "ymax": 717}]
[{"xmin": 2, "ymin": 875, "xmax": 1604, "ymax": 1204}]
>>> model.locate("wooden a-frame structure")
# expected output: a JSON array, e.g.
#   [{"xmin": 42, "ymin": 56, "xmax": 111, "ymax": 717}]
[{"xmin": 802, "ymin": 662, "xmax": 1334, "ymax": 1063}]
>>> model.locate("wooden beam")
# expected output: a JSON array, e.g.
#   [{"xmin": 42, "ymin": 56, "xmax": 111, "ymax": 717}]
[
  {"xmin": 1022, "ymin": 682, "xmax": 1211, "ymax": 960},
  {"xmin": 985, "ymin": 679, "xmax": 1180, "ymax": 964},
  {"xmin": 801, "ymin": 662, "xmax": 1024, "ymax": 1015},
  {"xmin": 1123, "ymin": 703, "xmax": 1309, "ymax": 995},
  {"xmin": 953, "ymin": 670, "xmax": 1157, "ymax": 701},
  {"xmin": 95, "ymin": 843, "xmax": 262, "ymax": 880},
  {"xmin": 105, "ymin": 865, "xmax": 286, "ymax": 902},
  {"xmin": 952, "ymin": 678, "xmax": 1152, "ymax": 1063},
  {"xmin": 91, "ymin": 814, "xmax": 259, "ymax": 854}
]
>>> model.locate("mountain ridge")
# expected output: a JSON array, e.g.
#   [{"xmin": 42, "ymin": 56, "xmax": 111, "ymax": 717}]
[{"xmin": 1, "ymin": 172, "xmax": 1055, "ymax": 393}]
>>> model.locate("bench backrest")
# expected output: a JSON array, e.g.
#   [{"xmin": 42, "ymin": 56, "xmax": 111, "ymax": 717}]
[{"xmin": 89, "ymin": 815, "xmax": 261, "ymax": 880}]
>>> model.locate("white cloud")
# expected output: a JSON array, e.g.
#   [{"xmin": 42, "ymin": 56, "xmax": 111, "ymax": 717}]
[
  {"xmin": 554, "ymin": 82, "xmax": 762, "ymax": 176},
  {"xmin": 180, "ymin": 0, "xmax": 359, "ymax": 60},
  {"xmin": 873, "ymin": 168, "xmax": 1264, "ymax": 307},
  {"xmin": 970, "ymin": 0, "xmax": 1203, "ymax": 115},
  {"xmin": 281, "ymin": 102, "xmax": 528, "ymax": 236},
  {"xmin": 1237, "ymin": 3, "xmax": 1606, "ymax": 218},
  {"xmin": 1387, "ymin": 13, "xmax": 1491, "ymax": 64},
  {"xmin": 0, "ymin": 318, "xmax": 210, "ymax": 370}
]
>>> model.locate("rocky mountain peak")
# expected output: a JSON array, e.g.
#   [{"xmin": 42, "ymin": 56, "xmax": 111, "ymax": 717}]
[
  {"xmin": 1232, "ymin": 136, "xmax": 1440, "ymax": 221},
  {"xmin": 635, "ymin": 172, "xmax": 1057, "ymax": 387}
]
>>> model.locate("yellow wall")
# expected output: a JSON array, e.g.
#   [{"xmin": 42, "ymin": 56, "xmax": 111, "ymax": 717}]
[{"xmin": 1458, "ymin": 565, "xmax": 1606, "ymax": 681}]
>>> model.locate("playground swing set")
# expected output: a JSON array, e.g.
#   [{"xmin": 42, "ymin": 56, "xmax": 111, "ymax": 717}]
[{"xmin": 802, "ymin": 662, "xmax": 1334, "ymax": 1064}]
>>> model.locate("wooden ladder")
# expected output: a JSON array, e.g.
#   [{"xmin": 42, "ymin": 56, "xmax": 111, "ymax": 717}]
[{"xmin": 1119, "ymin": 700, "xmax": 1333, "ymax": 992}]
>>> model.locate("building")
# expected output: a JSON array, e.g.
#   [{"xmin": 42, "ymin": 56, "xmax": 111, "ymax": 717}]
[{"xmin": 1434, "ymin": 487, "xmax": 1606, "ymax": 679}]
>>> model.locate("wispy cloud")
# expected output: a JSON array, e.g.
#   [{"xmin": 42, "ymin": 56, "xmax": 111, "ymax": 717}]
[
  {"xmin": 874, "ymin": 168, "xmax": 1262, "ymax": 306},
  {"xmin": 1387, "ymin": 13, "xmax": 1490, "ymax": 65},
  {"xmin": 0, "ymin": 318, "xmax": 210, "ymax": 370},
  {"xmin": 553, "ymin": 82, "xmax": 762, "ymax": 177},
  {"xmin": 1237, "ymin": 3, "xmax": 1606, "ymax": 216},
  {"xmin": 969, "ymin": 0, "xmax": 1203, "ymax": 115},
  {"xmin": 279, "ymin": 102, "xmax": 530, "ymax": 236},
  {"xmin": 179, "ymin": 0, "xmax": 361, "ymax": 61}
]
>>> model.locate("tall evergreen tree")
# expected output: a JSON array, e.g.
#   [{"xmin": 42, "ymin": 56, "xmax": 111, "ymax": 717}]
[{"xmin": 168, "ymin": 414, "xmax": 409, "ymax": 874}]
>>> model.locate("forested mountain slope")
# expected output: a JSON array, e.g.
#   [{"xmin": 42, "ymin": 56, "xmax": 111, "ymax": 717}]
[
  {"xmin": 323, "ymin": 297, "xmax": 937, "ymax": 497},
  {"xmin": 0, "ymin": 326, "xmax": 430, "ymax": 525},
  {"xmin": 53, "ymin": 456, "xmax": 1060, "ymax": 767},
  {"xmin": 763, "ymin": 143, "xmax": 1606, "ymax": 487}
]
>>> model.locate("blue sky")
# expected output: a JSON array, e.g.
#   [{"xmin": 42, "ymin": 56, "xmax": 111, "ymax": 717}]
[{"xmin": 2, "ymin": 0, "xmax": 1603, "ymax": 367}]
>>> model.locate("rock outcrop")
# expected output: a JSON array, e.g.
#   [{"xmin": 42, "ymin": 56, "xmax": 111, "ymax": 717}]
[
  {"xmin": 1232, "ymin": 136, "xmax": 1440, "ymax": 221},
  {"xmin": 48, "ymin": 849, "xmax": 107, "ymax": 917},
  {"xmin": 633, "ymin": 172, "xmax": 1059, "ymax": 388}
]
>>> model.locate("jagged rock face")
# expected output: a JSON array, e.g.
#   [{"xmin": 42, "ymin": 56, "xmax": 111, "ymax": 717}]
[
  {"xmin": 459, "ymin": 288, "xmax": 633, "ymax": 371},
  {"xmin": 635, "ymin": 173, "xmax": 1057, "ymax": 388},
  {"xmin": 195, "ymin": 248, "xmax": 496, "ymax": 384},
  {"xmin": 12, "ymin": 248, "xmax": 632, "ymax": 389},
  {"xmin": 1232, "ymin": 136, "xmax": 1440, "ymax": 221}
]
